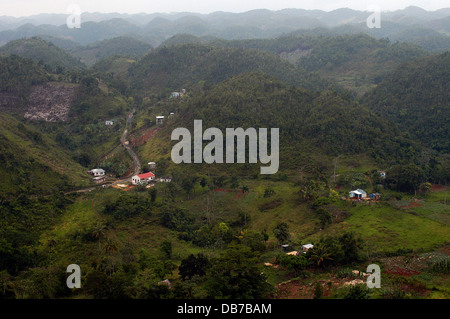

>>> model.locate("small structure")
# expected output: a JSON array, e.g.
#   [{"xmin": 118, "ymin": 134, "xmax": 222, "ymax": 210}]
[
  {"xmin": 170, "ymin": 89, "xmax": 186, "ymax": 99},
  {"xmin": 369, "ymin": 193, "xmax": 382, "ymax": 200},
  {"xmin": 156, "ymin": 116, "xmax": 164, "ymax": 125},
  {"xmin": 88, "ymin": 168, "xmax": 105, "ymax": 176},
  {"xmin": 169, "ymin": 112, "xmax": 175, "ymax": 117},
  {"xmin": 301, "ymin": 244, "xmax": 314, "ymax": 253},
  {"xmin": 158, "ymin": 279, "xmax": 171, "ymax": 289},
  {"xmin": 132, "ymin": 172, "xmax": 155, "ymax": 185},
  {"xmin": 148, "ymin": 162, "xmax": 156, "ymax": 169},
  {"xmin": 349, "ymin": 189, "xmax": 367, "ymax": 199},
  {"xmin": 105, "ymin": 120, "xmax": 114, "ymax": 126},
  {"xmin": 93, "ymin": 176, "xmax": 106, "ymax": 184},
  {"xmin": 159, "ymin": 176, "xmax": 172, "ymax": 183}
]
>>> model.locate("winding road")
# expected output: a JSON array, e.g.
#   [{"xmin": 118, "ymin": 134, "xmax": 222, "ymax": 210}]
[
  {"xmin": 65, "ymin": 109, "xmax": 142, "ymax": 194},
  {"xmin": 112, "ymin": 108, "xmax": 141, "ymax": 185}
]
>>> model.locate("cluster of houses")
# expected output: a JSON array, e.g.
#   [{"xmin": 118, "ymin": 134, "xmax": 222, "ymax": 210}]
[
  {"xmin": 131, "ymin": 172, "xmax": 172, "ymax": 185},
  {"xmin": 88, "ymin": 161, "xmax": 172, "ymax": 187},
  {"xmin": 131, "ymin": 162, "xmax": 172, "ymax": 185},
  {"xmin": 348, "ymin": 188, "xmax": 381, "ymax": 201},
  {"xmin": 347, "ymin": 171, "xmax": 385, "ymax": 201}
]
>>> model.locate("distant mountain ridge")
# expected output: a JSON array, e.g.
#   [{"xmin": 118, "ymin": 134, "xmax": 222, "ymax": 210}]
[
  {"xmin": 0, "ymin": 6, "xmax": 449, "ymax": 50},
  {"xmin": 1, "ymin": 6, "xmax": 448, "ymax": 28}
]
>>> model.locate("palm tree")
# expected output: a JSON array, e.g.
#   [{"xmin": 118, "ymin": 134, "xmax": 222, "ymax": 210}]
[
  {"xmin": 0, "ymin": 270, "xmax": 11, "ymax": 296},
  {"xmin": 309, "ymin": 245, "xmax": 334, "ymax": 268},
  {"xmin": 103, "ymin": 237, "xmax": 119, "ymax": 256},
  {"xmin": 91, "ymin": 222, "xmax": 107, "ymax": 250}
]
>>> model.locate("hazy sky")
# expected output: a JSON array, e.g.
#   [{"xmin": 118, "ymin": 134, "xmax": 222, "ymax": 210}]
[{"xmin": 1, "ymin": 0, "xmax": 448, "ymax": 17}]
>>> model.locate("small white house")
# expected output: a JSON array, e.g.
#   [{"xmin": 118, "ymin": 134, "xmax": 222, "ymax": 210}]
[
  {"xmin": 105, "ymin": 120, "xmax": 114, "ymax": 126},
  {"xmin": 132, "ymin": 172, "xmax": 155, "ymax": 185},
  {"xmin": 302, "ymin": 244, "xmax": 314, "ymax": 252},
  {"xmin": 159, "ymin": 176, "xmax": 172, "ymax": 183},
  {"xmin": 89, "ymin": 168, "xmax": 105, "ymax": 176},
  {"xmin": 170, "ymin": 89, "xmax": 186, "ymax": 99},
  {"xmin": 148, "ymin": 162, "xmax": 156, "ymax": 169},
  {"xmin": 156, "ymin": 116, "xmax": 164, "ymax": 125},
  {"xmin": 349, "ymin": 189, "xmax": 367, "ymax": 199}
]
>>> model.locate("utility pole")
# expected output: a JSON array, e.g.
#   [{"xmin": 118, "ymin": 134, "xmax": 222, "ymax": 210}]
[{"xmin": 333, "ymin": 156, "xmax": 340, "ymax": 185}]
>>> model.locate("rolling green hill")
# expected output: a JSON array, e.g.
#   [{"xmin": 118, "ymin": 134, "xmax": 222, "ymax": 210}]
[
  {"xmin": 0, "ymin": 54, "xmax": 48, "ymax": 104},
  {"xmin": 137, "ymin": 72, "xmax": 418, "ymax": 175},
  {"xmin": 295, "ymin": 34, "xmax": 429, "ymax": 95},
  {"xmin": 127, "ymin": 43, "xmax": 335, "ymax": 96},
  {"xmin": 69, "ymin": 36, "xmax": 152, "ymax": 66},
  {"xmin": 0, "ymin": 37, "xmax": 85, "ymax": 72},
  {"xmin": 177, "ymin": 33, "xmax": 430, "ymax": 96},
  {"xmin": 362, "ymin": 52, "xmax": 450, "ymax": 153},
  {"xmin": 0, "ymin": 112, "xmax": 90, "ymax": 196}
]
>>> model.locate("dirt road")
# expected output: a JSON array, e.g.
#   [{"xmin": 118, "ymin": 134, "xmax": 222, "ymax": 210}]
[{"xmin": 113, "ymin": 108, "xmax": 141, "ymax": 184}]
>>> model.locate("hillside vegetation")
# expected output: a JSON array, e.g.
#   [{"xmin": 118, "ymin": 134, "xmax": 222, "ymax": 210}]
[
  {"xmin": 0, "ymin": 112, "xmax": 90, "ymax": 196},
  {"xmin": 127, "ymin": 43, "xmax": 335, "ymax": 96},
  {"xmin": 0, "ymin": 37, "xmax": 85, "ymax": 72},
  {"xmin": 137, "ymin": 72, "xmax": 419, "ymax": 177},
  {"xmin": 363, "ymin": 52, "xmax": 450, "ymax": 153},
  {"xmin": 0, "ymin": 19, "xmax": 448, "ymax": 300},
  {"xmin": 69, "ymin": 36, "xmax": 152, "ymax": 66}
]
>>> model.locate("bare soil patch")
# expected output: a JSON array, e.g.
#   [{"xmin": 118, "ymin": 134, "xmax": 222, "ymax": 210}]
[{"xmin": 24, "ymin": 83, "xmax": 77, "ymax": 121}]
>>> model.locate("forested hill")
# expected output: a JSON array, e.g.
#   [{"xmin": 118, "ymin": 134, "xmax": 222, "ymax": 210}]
[
  {"xmin": 69, "ymin": 36, "xmax": 153, "ymax": 66},
  {"xmin": 147, "ymin": 72, "xmax": 418, "ymax": 171},
  {"xmin": 294, "ymin": 34, "xmax": 428, "ymax": 95},
  {"xmin": 0, "ymin": 55, "xmax": 48, "ymax": 105},
  {"xmin": 127, "ymin": 44, "xmax": 335, "ymax": 96},
  {"xmin": 362, "ymin": 52, "xmax": 450, "ymax": 153},
  {"xmin": 0, "ymin": 112, "xmax": 90, "ymax": 196},
  {"xmin": 158, "ymin": 34, "xmax": 429, "ymax": 96},
  {"xmin": 0, "ymin": 37, "xmax": 85, "ymax": 72}
]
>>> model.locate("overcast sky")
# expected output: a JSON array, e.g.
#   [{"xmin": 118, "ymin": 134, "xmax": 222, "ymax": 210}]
[{"xmin": 1, "ymin": 0, "xmax": 448, "ymax": 17}]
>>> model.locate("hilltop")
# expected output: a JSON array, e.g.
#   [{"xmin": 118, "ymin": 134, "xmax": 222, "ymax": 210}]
[
  {"xmin": 0, "ymin": 37, "xmax": 85, "ymax": 71},
  {"xmin": 69, "ymin": 36, "xmax": 152, "ymax": 66}
]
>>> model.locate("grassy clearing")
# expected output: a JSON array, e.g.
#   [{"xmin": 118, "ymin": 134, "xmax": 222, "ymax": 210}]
[{"xmin": 302, "ymin": 203, "xmax": 450, "ymax": 255}]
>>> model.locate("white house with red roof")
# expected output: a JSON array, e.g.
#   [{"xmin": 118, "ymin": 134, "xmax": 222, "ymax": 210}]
[{"xmin": 132, "ymin": 172, "xmax": 155, "ymax": 185}]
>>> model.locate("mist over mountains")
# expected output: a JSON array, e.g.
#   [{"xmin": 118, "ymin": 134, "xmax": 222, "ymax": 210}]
[{"xmin": 0, "ymin": 6, "xmax": 449, "ymax": 50}]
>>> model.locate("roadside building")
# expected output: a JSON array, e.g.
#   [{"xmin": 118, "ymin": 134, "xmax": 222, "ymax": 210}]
[
  {"xmin": 88, "ymin": 168, "xmax": 105, "ymax": 176},
  {"xmin": 132, "ymin": 172, "xmax": 155, "ymax": 185},
  {"xmin": 349, "ymin": 189, "xmax": 367, "ymax": 199},
  {"xmin": 156, "ymin": 116, "xmax": 164, "ymax": 125}
]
